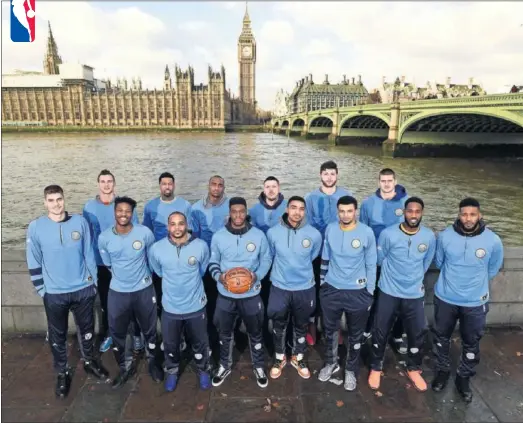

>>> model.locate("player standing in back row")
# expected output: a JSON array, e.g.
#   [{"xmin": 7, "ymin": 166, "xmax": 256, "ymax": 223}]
[{"xmin": 305, "ymin": 161, "xmax": 352, "ymax": 345}]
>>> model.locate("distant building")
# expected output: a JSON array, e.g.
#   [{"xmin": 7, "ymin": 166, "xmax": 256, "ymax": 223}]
[
  {"xmin": 510, "ymin": 85, "xmax": 523, "ymax": 93},
  {"xmin": 1, "ymin": 9, "xmax": 259, "ymax": 128},
  {"xmin": 286, "ymin": 74, "xmax": 369, "ymax": 114},
  {"xmin": 273, "ymin": 89, "xmax": 289, "ymax": 117},
  {"xmin": 375, "ymin": 76, "xmax": 486, "ymax": 103}
]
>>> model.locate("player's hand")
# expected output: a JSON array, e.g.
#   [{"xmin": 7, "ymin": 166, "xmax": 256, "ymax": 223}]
[
  {"xmin": 250, "ymin": 271, "xmax": 257, "ymax": 289},
  {"xmin": 219, "ymin": 272, "xmax": 228, "ymax": 289}
]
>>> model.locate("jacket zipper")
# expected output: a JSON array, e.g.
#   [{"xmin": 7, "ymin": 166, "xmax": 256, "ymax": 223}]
[
  {"xmin": 59, "ymin": 225, "xmax": 63, "ymax": 245},
  {"xmin": 408, "ymin": 238, "xmax": 411, "ymax": 258}
]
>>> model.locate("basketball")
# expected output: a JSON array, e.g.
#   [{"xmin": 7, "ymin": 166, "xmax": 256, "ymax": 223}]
[{"xmin": 224, "ymin": 267, "xmax": 253, "ymax": 294}]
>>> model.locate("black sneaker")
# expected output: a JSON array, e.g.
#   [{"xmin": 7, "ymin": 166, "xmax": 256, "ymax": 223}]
[
  {"xmin": 253, "ymin": 367, "xmax": 268, "ymax": 388},
  {"xmin": 55, "ymin": 371, "xmax": 71, "ymax": 398},
  {"xmin": 112, "ymin": 369, "xmax": 132, "ymax": 389},
  {"xmin": 84, "ymin": 359, "xmax": 109, "ymax": 379},
  {"xmin": 148, "ymin": 358, "xmax": 164, "ymax": 383},
  {"xmin": 212, "ymin": 365, "xmax": 232, "ymax": 387},
  {"xmin": 431, "ymin": 370, "xmax": 450, "ymax": 392},
  {"xmin": 455, "ymin": 374, "xmax": 473, "ymax": 403}
]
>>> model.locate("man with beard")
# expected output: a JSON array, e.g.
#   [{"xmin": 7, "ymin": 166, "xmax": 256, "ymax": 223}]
[
  {"xmin": 249, "ymin": 176, "xmax": 287, "ymax": 234},
  {"xmin": 305, "ymin": 160, "xmax": 352, "ymax": 345},
  {"xmin": 148, "ymin": 212, "xmax": 212, "ymax": 392},
  {"xmin": 144, "ymin": 172, "xmax": 193, "ymax": 324},
  {"xmin": 431, "ymin": 198, "xmax": 503, "ymax": 402},
  {"xmin": 360, "ymin": 168, "xmax": 409, "ymax": 354},
  {"xmin": 266, "ymin": 196, "xmax": 322, "ymax": 380},
  {"xmin": 367, "ymin": 197, "xmax": 436, "ymax": 393},
  {"xmin": 318, "ymin": 196, "xmax": 376, "ymax": 391},
  {"xmin": 26, "ymin": 185, "xmax": 108, "ymax": 398},
  {"xmin": 208, "ymin": 197, "xmax": 272, "ymax": 388},
  {"xmin": 98, "ymin": 197, "xmax": 164, "ymax": 389},
  {"xmin": 83, "ymin": 169, "xmax": 139, "ymax": 353}
]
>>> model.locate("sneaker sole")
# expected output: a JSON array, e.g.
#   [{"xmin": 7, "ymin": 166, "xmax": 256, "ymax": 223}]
[
  {"xmin": 344, "ymin": 383, "xmax": 357, "ymax": 391},
  {"xmin": 291, "ymin": 361, "xmax": 311, "ymax": 379},
  {"xmin": 257, "ymin": 380, "xmax": 268, "ymax": 388},
  {"xmin": 318, "ymin": 364, "xmax": 340, "ymax": 382},
  {"xmin": 269, "ymin": 370, "xmax": 283, "ymax": 380},
  {"xmin": 211, "ymin": 369, "xmax": 231, "ymax": 387}
]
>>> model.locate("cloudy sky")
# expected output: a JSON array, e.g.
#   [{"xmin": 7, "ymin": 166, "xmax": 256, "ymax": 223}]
[{"xmin": 2, "ymin": 1, "xmax": 522, "ymax": 110}]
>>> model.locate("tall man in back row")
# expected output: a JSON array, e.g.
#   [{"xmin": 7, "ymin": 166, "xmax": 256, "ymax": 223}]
[
  {"xmin": 431, "ymin": 198, "xmax": 503, "ymax": 402},
  {"xmin": 27, "ymin": 185, "xmax": 108, "ymax": 398},
  {"xmin": 360, "ymin": 168, "xmax": 409, "ymax": 354},
  {"xmin": 83, "ymin": 169, "xmax": 139, "ymax": 353},
  {"xmin": 209, "ymin": 197, "xmax": 272, "ymax": 388},
  {"xmin": 305, "ymin": 161, "xmax": 352, "ymax": 345}
]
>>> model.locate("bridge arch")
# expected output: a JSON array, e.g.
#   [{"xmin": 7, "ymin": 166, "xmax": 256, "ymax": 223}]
[
  {"xmin": 273, "ymin": 121, "xmax": 280, "ymax": 128},
  {"xmin": 281, "ymin": 120, "xmax": 290, "ymax": 128},
  {"xmin": 340, "ymin": 113, "xmax": 389, "ymax": 130},
  {"xmin": 399, "ymin": 111, "xmax": 523, "ymax": 144},
  {"xmin": 338, "ymin": 113, "xmax": 390, "ymax": 144},
  {"xmin": 291, "ymin": 118, "xmax": 305, "ymax": 129},
  {"xmin": 309, "ymin": 116, "xmax": 333, "ymax": 129}
]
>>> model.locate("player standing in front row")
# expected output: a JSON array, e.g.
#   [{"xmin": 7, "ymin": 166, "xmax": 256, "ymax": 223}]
[
  {"xmin": 98, "ymin": 197, "xmax": 164, "ymax": 389},
  {"xmin": 26, "ymin": 185, "xmax": 108, "ymax": 398},
  {"xmin": 318, "ymin": 196, "xmax": 376, "ymax": 391},
  {"xmin": 305, "ymin": 161, "xmax": 352, "ymax": 344},
  {"xmin": 266, "ymin": 196, "xmax": 322, "ymax": 380},
  {"xmin": 368, "ymin": 197, "xmax": 436, "ymax": 392},
  {"xmin": 431, "ymin": 198, "xmax": 503, "ymax": 402},
  {"xmin": 148, "ymin": 212, "xmax": 212, "ymax": 393},
  {"xmin": 208, "ymin": 197, "xmax": 272, "ymax": 388}
]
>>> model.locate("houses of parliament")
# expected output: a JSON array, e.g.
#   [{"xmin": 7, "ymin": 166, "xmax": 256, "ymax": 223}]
[{"xmin": 1, "ymin": 8, "xmax": 259, "ymax": 128}]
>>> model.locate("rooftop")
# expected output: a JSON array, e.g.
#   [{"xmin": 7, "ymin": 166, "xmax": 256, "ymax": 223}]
[{"xmin": 2, "ymin": 328, "xmax": 522, "ymax": 422}]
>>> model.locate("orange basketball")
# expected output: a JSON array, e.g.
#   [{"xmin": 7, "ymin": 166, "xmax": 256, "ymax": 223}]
[{"xmin": 224, "ymin": 267, "xmax": 253, "ymax": 294}]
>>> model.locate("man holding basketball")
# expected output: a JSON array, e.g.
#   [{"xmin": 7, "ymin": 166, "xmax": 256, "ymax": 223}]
[
  {"xmin": 208, "ymin": 197, "xmax": 272, "ymax": 388},
  {"xmin": 266, "ymin": 196, "xmax": 322, "ymax": 380}
]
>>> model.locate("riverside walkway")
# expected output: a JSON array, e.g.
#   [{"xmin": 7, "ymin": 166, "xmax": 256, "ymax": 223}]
[{"xmin": 2, "ymin": 328, "xmax": 522, "ymax": 422}]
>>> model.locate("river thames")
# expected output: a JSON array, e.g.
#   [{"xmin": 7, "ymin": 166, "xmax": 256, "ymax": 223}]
[{"xmin": 2, "ymin": 131, "xmax": 523, "ymax": 248}]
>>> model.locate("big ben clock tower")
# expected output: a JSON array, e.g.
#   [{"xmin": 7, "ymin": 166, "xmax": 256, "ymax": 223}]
[{"xmin": 238, "ymin": 2, "xmax": 256, "ymax": 105}]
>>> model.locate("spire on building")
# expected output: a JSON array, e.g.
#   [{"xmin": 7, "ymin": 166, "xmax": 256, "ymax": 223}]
[
  {"xmin": 240, "ymin": 1, "xmax": 252, "ymax": 37},
  {"xmin": 43, "ymin": 21, "xmax": 62, "ymax": 75}
]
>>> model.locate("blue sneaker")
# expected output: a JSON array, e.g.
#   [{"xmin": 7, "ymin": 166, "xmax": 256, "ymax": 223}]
[
  {"xmin": 199, "ymin": 372, "xmax": 211, "ymax": 390},
  {"xmin": 99, "ymin": 336, "xmax": 113, "ymax": 353},
  {"xmin": 165, "ymin": 373, "xmax": 178, "ymax": 392}
]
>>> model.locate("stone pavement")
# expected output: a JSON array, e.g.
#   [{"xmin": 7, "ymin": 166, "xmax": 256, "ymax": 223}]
[{"xmin": 2, "ymin": 327, "xmax": 523, "ymax": 422}]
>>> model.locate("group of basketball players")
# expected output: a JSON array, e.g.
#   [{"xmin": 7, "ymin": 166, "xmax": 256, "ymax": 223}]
[{"xmin": 26, "ymin": 160, "xmax": 504, "ymax": 404}]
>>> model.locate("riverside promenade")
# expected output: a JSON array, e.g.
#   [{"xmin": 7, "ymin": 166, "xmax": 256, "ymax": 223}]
[{"xmin": 2, "ymin": 248, "xmax": 523, "ymax": 422}]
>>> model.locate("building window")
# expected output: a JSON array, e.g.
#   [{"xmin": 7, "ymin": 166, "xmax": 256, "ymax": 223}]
[
  {"xmin": 94, "ymin": 112, "xmax": 99, "ymax": 119},
  {"xmin": 126, "ymin": 112, "xmax": 130, "ymax": 119},
  {"xmin": 110, "ymin": 112, "xmax": 115, "ymax": 119},
  {"xmin": 118, "ymin": 112, "xmax": 123, "ymax": 119},
  {"xmin": 166, "ymin": 112, "xmax": 171, "ymax": 119},
  {"xmin": 56, "ymin": 112, "xmax": 62, "ymax": 119},
  {"xmin": 150, "ymin": 112, "xmax": 155, "ymax": 119},
  {"xmin": 134, "ymin": 112, "xmax": 139, "ymax": 118}
]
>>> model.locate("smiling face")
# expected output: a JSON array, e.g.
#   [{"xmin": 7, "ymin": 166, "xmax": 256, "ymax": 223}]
[
  {"xmin": 44, "ymin": 192, "xmax": 65, "ymax": 217},
  {"xmin": 404, "ymin": 202, "xmax": 423, "ymax": 228},
  {"xmin": 115, "ymin": 202, "xmax": 133, "ymax": 227},
  {"xmin": 168, "ymin": 213, "xmax": 188, "ymax": 240}
]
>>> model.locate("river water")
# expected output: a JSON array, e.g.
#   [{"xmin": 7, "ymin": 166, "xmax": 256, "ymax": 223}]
[{"xmin": 2, "ymin": 132, "xmax": 522, "ymax": 249}]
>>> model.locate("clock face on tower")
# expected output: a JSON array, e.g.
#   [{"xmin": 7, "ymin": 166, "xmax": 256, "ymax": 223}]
[{"xmin": 242, "ymin": 45, "xmax": 252, "ymax": 58}]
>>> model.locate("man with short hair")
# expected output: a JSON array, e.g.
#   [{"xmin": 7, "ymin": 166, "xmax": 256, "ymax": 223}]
[
  {"xmin": 360, "ymin": 168, "xmax": 409, "ymax": 354},
  {"xmin": 368, "ymin": 197, "xmax": 436, "ymax": 393},
  {"xmin": 266, "ymin": 196, "xmax": 322, "ymax": 380},
  {"xmin": 149, "ymin": 212, "xmax": 212, "ymax": 392},
  {"xmin": 143, "ymin": 172, "xmax": 192, "ymax": 322},
  {"xmin": 98, "ymin": 196, "xmax": 164, "ymax": 389},
  {"xmin": 249, "ymin": 176, "xmax": 287, "ymax": 234},
  {"xmin": 83, "ymin": 169, "xmax": 139, "ymax": 353},
  {"xmin": 431, "ymin": 198, "xmax": 503, "ymax": 402},
  {"xmin": 26, "ymin": 185, "xmax": 108, "ymax": 398},
  {"xmin": 318, "ymin": 196, "xmax": 376, "ymax": 391},
  {"xmin": 305, "ymin": 160, "xmax": 352, "ymax": 345},
  {"xmin": 209, "ymin": 197, "xmax": 272, "ymax": 388}
]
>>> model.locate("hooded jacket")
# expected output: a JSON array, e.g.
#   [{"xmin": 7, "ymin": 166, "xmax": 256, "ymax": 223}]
[{"xmin": 249, "ymin": 192, "xmax": 287, "ymax": 234}]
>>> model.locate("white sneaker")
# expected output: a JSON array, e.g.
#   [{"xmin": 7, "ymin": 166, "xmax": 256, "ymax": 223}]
[
  {"xmin": 318, "ymin": 363, "xmax": 340, "ymax": 382},
  {"xmin": 253, "ymin": 367, "xmax": 268, "ymax": 388}
]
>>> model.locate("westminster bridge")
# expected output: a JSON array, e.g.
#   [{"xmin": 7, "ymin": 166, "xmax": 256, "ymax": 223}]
[{"xmin": 271, "ymin": 93, "xmax": 523, "ymax": 157}]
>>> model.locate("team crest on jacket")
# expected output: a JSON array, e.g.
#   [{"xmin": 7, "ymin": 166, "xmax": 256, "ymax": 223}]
[
  {"xmin": 188, "ymin": 256, "xmax": 197, "ymax": 266},
  {"xmin": 351, "ymin": 239, "xmax": 361, "ymax": 249},
  {"xmin": 71, "ymin": 231, "xmax": 81, "ymax": 240},
  {"xmin": 418, "ymin": 243, "xmax": 428, "ymax": 253},
  {"xmin": 395, "ymin": 208, "xmax": 403, "ymax": 216},
  {"xmin": 475, "ymin": 248, "xmax": 486, "ymax": 259},
  {"xmin": 132, "ymin": 241, "xmax": 142, "ymax": 250},
  {"xmin": 302, "ymin": 238, "xmax": 312, "ymax": 248},
  {"xmin": 246, "ymin": 242, "xmax": 256, "ymax": 252}
]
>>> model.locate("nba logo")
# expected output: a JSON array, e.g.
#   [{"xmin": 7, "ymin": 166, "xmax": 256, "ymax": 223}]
[{"xmin": 10, "ymin": 0, "xmax": 36, "ymax": 42}]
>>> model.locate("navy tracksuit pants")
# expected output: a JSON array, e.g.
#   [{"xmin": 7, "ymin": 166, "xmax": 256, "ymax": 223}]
[
  {"xmin": 161, "ymin": 308, "xmax": 211, "ymax": 375},
  {"xmin": 267, "ymin": 285, "xmax": 316, "ymax": 357},
  {"xmin": 214, "ymin": 294, "xmax": 265, "ymax": 369},
  {"xmin": 320, "ymin": 283, "xmax": 373, "ymax": 373},
  {"xmin": 432, "ymin": 296, "xmax": 489, "ymax": 378},
  {"xmin": 370, "ymin": 290, "xmax": 426, "ymax": 371},
  {"xmin": 44, "ymin": 284, "xmax": 97, "ymax": 373},
  {"xmin": 108, "ymin": 284, "xmax": 158, "ymax": 371}
]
